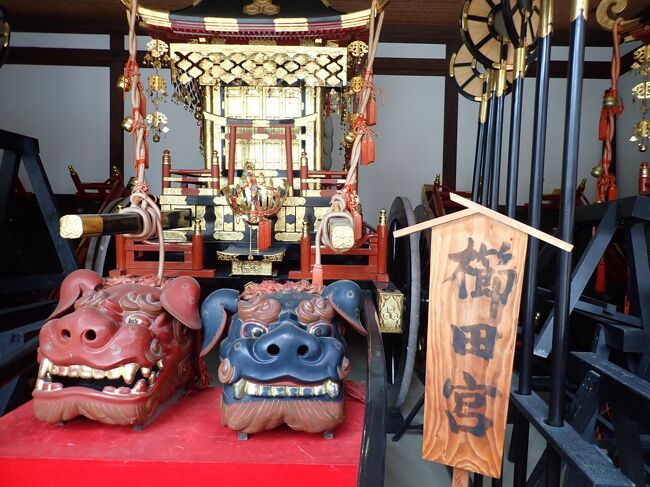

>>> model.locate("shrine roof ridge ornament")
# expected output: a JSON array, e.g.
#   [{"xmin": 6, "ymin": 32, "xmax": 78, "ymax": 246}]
[
  {"xmin": 394, "ymin": 192, "xmax": 573, "ymax": 253},
  {"xmin": 121, "ymin": 0, "xmax": 389, "ymax": 41}
]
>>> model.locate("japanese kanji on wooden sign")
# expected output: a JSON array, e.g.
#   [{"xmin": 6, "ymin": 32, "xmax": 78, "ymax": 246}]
[{"xmin": 394, "ymin": 193, "xmax": 571, "ymax": 480}]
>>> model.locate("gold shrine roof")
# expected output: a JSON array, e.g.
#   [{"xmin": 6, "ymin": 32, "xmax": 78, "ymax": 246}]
[{"xmin": 124, "ymin": 0, "xmax": 388, "ymax": 42}]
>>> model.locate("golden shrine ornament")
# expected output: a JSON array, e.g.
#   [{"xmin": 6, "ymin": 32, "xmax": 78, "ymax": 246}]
[
  {"xmin": 350, "ymin": 76, "xmax": 364, "ymax": 94},
  {"xmin": 348, "ymin": 40, "xmax": 369, "ymax": 58},
  {"xmin": 243, "ymin": 0, "xmax": 280, "ymax": 16},
  {"xmin": 146, "ymin": 39, "xmax": 169, "ymax": 58}
]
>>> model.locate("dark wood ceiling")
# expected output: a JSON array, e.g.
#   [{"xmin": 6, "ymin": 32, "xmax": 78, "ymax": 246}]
[{"xmin": 1, "ymin": 0, "xmax": 648, "ymax": 46}]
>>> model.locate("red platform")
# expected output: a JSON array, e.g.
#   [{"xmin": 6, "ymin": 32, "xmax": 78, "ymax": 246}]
[{"xmin": 0, "ymin": 387, "xmax": 364, "ymax": 487}]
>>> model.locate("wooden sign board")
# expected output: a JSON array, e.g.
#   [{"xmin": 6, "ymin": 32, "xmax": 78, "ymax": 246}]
[{"xmin": 422, "ymin": 212, "xmax": 527, "ymax": 478}]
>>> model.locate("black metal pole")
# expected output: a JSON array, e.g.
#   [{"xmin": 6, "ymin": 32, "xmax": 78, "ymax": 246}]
[
  {"xmin": 546, "ymin": 0, "xmax": 587, "ymax": 484},
  {"xmin": 514, "ymin": 4, "xmax": 553, "ymax": 486},
  {"xmin": 489, "ymin": 64, "xmax": 507, "ymax": 211},
  {"xmin": 518, "ymin": 0, "xmax": 553, "ymax": 400},
  {"xmin": 472, "ymin": 94, "xmax": 489, "ymax": 202},
  {"xmin": 505, "ymin": 47, "xmax": 527, "ymax": 218},
  {"xmin": 482, "ymin": 72, "xmax": 496, "ymax": 205}
]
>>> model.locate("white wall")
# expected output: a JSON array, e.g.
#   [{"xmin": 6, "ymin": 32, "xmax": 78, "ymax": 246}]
[
  {"xmin": 0, "ymin": 64, "xmax": 110, "ymax": 194},
  {"xmin": 360, "ymin": 75, "xmax": 445, "ymax": 223}
]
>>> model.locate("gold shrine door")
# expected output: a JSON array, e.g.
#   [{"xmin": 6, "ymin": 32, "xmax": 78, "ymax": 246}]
[{"xmin": 206, "ymin": 85, "xmax": 322, "ymax": 174}]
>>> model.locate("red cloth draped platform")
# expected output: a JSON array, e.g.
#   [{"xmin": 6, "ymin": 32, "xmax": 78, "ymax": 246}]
[{"xmin": 0, "ymin": 387, "xmax": 364, "ymax": 487}]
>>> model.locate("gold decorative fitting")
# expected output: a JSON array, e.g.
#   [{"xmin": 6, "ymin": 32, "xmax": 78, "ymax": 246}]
[
  {"xmin": 351, "ymin": 76, "xmax": 364, "ymax": 93},
  {"xmin": 596, "ymin": 0, "xmax": 639, "ymax": 31},
  {"xmin": 147, "ymin": 39, "xmax": 169, "ymax": 58},
  {"xmin": 121, "ymin": 115, "xmax": 134, "ymax": 133},
  {"xmin": 379, "ymin": 209, "xmax": 387, "ymax": 226},
  {"xmin": 243, "ymin": 0, "xmax": 280, "ymax": 16},
  {"xmin": 376, "ymin": 288, "xmax": 404, "ymax": 333},
  {"xmin": 514, "ymin": 47, "xmax": 527, "ymax": 79},
  {"xmin": 347, "ymin": 40, "xmax": 369, "ymax": 58},
  {"xmin": 116, "ymin": 74, "xmax": 131, "ymax": 92},
  {"xmin": 539, "ymin": 0, "xmax": 553, "ymax": 37},
  {"xmin": 571, "ymin": 0, "xmax": 588, "ymax": 22},
  {"xmin": 302, "ymin": 220, "xmax": 309, "ymax": 237}
]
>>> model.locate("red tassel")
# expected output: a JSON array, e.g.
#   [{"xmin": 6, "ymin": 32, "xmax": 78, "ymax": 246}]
[
  {"xmin": 257, "ymin": 219, "xmax": 272, "ymax": 251},
  {"xmin": 352, "ymin": 209, "xmax": 363, "ymax": 241},
  {"xmin": 598, "ymin": 111, "xmax": 608, "ymax": 141},
  {"xmin": 366, "ymin": 95, "xmax": 377, "ymax": 126},
  {"xmin": 361, "ymin": 135, "xmax": 375, "ymax": 165}
]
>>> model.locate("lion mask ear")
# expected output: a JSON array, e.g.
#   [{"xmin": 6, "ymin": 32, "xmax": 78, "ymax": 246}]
[
  {"xmin": 49, "ymin": 270, "xmax": 104, "ymax": 319},
  {"xmin": 322, "ymin": 280, "xmax": 366, "ymax": 336},
  {"xmin": 160, "ymin": 276, "xmax": 202, "ymax": 333},
  {"xmin": 200, "ymin": 289, "xmax": 239, "ymax": 357}
]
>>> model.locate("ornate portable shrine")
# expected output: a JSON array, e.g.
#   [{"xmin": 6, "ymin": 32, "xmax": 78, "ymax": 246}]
[{"xmin": 113, "ymin": 0, "xmax": 389, "ymax": 279}]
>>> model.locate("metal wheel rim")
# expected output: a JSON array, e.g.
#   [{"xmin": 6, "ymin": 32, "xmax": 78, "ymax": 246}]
[
  {"xmin": 387, "ymin": 196, "xmax": 421, "ymax": 409},
  {"xmin": 413, "ymin": 204, "xmax": 435, "ymax": 382}
]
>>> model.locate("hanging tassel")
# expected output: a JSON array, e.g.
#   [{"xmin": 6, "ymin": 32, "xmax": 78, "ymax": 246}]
[
  {"xmin": 361, "ymin": 134, "xmax": 375, "ymax": 165},
  {"xmin": 352, "ymin": 208, "xmax": 363, "ymax": 241},
  {"xmin": 257, "ymin": 219, "xmax": 272, "ymax": 251},
  {"xmin": 366, "ymin": 94, "xmax": 377, "ymax": 126}
]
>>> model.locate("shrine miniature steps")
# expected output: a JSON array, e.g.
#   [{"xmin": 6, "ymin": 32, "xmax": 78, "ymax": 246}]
[{"xmin": 0, "ymin": 387, "xmax": 364, "ymax": 487}]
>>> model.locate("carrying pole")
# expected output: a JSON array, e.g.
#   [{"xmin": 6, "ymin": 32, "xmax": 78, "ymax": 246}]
[
  {"xmin": 505, "ymin": 46, "xmax": 527, "ymax": 218},
  {"xmin": 489, "ymin": 51, "xmax": 508, "ymax": 211},
  {"xmin": 514, "ymin": 3, "xmax": 553, "ymax": 485},
  {"xmin": 481, "ymin": 71, "xmax": 497, "ymax": 205},
  {"xmin": 547, "ymin": 0, "xmax": 588, "ymax": 483},
  {"xmin": 472, "ymin": 89, "xmax": 490, "ymax": 203}
]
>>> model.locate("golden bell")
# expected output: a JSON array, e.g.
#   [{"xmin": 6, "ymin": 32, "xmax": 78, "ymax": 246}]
[
  {"xmin": 603, "ymin": 95, "xmax": 617, "ymax": 108},
  {"xmin": 591, "ymin": 164, "xmax": 603, "ymax": 178},
  {"xmin": 152, "ymin": 134, "xmax": 161, "ymax": 143},
  {"xmin": 343, "ymin": 129, "xmax": 356, "ymax": 145},
  {"xmin": 121, "ymin": 115, "xmax": 134, "ymax": 133},
  {"xmin": 116, "ymin": 74, "xmax": 131, "ymax": 92}
]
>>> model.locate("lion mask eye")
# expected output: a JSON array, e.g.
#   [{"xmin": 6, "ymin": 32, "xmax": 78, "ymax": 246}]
[
  {"xmin": 307, "ymin": 321, "xmax": 333, "ymax": 337},
  {"xmin": 241, "ymin": 321, "xmax": 269, "ymax": 338},
  {"xmin": 125, "ymin": 315, "xmax": 143, "ymax": 325}
]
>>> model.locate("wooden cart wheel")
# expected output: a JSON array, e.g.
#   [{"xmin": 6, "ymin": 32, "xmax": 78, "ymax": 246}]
[
  {"xmin": 449, "ymin": 43, "xmax": 514, "ymax": 101},
  {"xmin": 386, "ymin": 196, "xmax": 421, "ymax": 409},
  {"xmin": 460, "ymin": 0, "xmax": 538, "ymax": 70},
  {"xmin": 460, "ymin": 0, "xmax": 514, "ymax": 69},
  {"xmin": 502, "ymin": 0, "xmax": 540, "ymax": 49},
  {"xmin": 0, "ymin": 6, "xmax": 10, "ymax": 69},
  {"xmin": 412, "ymin": 204, "xmax": 435, "ymax": 381}
]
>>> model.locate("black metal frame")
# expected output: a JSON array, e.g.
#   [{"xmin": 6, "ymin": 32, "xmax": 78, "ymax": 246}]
[{"xmin": 0, "ymin": 129, "xmax": 77, "ymax": 293}]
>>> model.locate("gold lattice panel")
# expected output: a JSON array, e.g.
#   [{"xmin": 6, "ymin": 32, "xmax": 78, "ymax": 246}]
[{"xmin": 170, "ymin": 43, "xmax": 348, "ymax": 87}]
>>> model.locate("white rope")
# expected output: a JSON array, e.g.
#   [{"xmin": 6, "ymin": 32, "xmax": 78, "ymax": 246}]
[
  {"xmin": 312, "ymin": 0, "xmax": 385, "ymax": 283},
  {"xmin": 120, "ymin": 0, "xmax": 165, "ymax": 280}
]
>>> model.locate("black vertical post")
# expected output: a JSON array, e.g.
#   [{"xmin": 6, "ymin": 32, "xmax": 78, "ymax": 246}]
[
  {"xmin": 505, "ymin": 46, "xmax": 527, "ymax": 218},
  {"xmin": 482, "ymin": 71, "xmax": 496, "ymax": 205},
  {"xmin": 515, "ymin": 3, "xmax": 553, "ymax": 486},
  {"xmin": 546, "ymin": 1, "xmax": 587, "ymax": 484},
  {"xmin": 472, "ymin": 93, "xmax": 489, "ymax": 203},
  {"xmin": 489, "ymin": 62, "xmax": 506, "ymax": 211}
]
